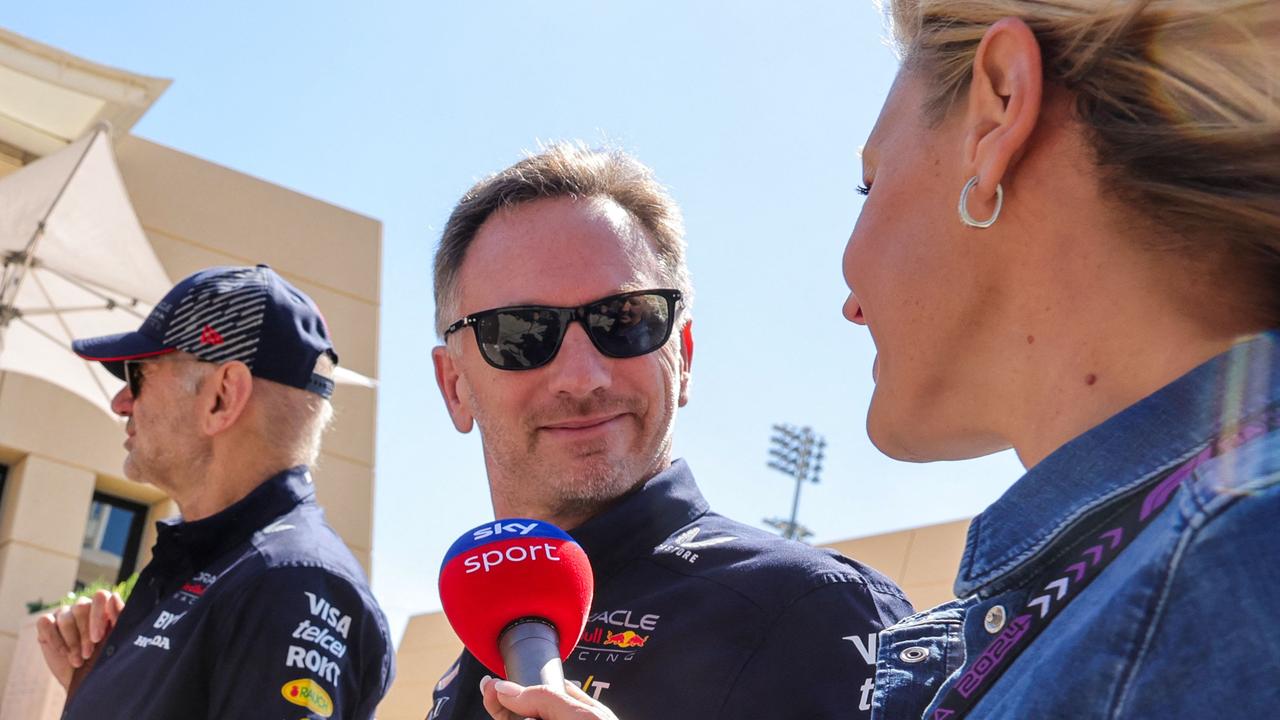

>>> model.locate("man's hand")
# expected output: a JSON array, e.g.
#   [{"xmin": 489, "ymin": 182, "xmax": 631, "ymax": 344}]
[
  {"xmin": 480, "ymin": 676, "xmax": 620, "ymax": 720},
  {"xmin": 35, "ymin": 590, "xmax": 125, "ymax": 690}
]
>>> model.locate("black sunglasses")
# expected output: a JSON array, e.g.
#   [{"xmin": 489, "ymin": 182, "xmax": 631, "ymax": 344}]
[
  {"xmin": 444, "ymin": 289, "xmax": 683, "ymax": 371},
  {"xmin": 123, "ymin": 358, "xmax": 153, "ymax": 398},
  {"xmin": 123, "ymin": 356, "xmax": 212, "ymax": 398}
]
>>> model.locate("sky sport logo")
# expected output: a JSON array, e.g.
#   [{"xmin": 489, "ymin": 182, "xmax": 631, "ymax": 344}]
[
  {"xmin": 470, "ymin": 521, "xmax": 540, "ymax": 540},
  {"xmin": 460, "ymin": 520, "xmax": 565, "ymax": 573},
  {"xmin": 439, "ymin": 518, "xmax": 591, "ymax": 680},
  {"xmin": 462, "ymin": 542, "xmax": 562, "ymax": 574}
]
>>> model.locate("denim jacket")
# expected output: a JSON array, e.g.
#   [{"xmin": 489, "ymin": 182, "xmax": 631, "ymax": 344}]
[{"xmin": 871, "ymin": 331, "xmax": 1280, "ymax": 719}]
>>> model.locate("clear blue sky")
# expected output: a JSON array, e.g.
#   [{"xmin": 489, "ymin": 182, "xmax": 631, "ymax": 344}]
[{"xmin": 4, "ymin": 2, "xmax": 1025, "ymax": 645}]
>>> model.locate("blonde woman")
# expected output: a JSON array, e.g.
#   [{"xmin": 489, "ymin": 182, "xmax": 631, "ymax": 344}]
[
  {"xmin": 844, "ymin": 1, "xmax": 1278, "ymax": 717},
  {"xmin": 482, "ymin": 1, "xmax": 1279, "ymax": 718}
]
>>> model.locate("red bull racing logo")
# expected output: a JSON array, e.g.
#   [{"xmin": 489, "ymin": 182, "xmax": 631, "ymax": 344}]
[
  {"xmin": 576, "ymin": 608, "xmax": 660, "ymax": 662},
  {"xmin": 603, "ymin": 630, "xmax": 648, "ymax": 648}
]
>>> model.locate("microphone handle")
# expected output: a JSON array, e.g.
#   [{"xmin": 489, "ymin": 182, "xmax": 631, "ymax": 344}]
[{"xmin": 498, "ymin": 618, "xmax": 566, "ymax": 689}]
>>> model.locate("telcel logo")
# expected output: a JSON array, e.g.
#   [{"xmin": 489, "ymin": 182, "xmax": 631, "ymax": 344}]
[
  {"xmin": 472, "ymin": 521, "xmax": 540, "ymax": 540},
  {"xmin": 463, "ymin": 543, "xmax": 561, "ymax": 574},
  {"xmin": 281, "ymin": 678, "xmax": 334, "ymax": 717}
]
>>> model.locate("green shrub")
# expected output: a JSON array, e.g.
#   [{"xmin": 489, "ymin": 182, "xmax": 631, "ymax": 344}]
[{"xmin": 26, "ymin": 573, "xmax": 138, "ymax": 615}]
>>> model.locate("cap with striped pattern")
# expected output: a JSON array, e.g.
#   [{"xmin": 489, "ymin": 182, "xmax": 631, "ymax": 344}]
[{"xmin": 73, "ymin": 264, "xmax": 338, "ymax": 397}]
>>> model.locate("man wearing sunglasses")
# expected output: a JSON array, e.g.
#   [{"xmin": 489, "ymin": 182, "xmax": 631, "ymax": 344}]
[
  {"xmin": 429, "ymin": 144, "xmax": 911, "ymax": 720},
  {"xmin": 37, "ymin": 265, "xmax": 394, "ymax": 719}
]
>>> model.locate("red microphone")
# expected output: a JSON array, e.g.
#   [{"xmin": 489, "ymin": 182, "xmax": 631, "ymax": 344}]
[{"xmin": 439, "ymin": 519, "xmax": 593, "ymax": 688}]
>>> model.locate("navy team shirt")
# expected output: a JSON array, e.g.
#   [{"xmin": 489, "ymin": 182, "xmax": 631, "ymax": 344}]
[
  {"xmin": 428, "ymin": 459, "xmax": 913, "ymax": 719},
  {"xmin": 63, "ymin": 467, "xmax": 394, "ymax": 719}
]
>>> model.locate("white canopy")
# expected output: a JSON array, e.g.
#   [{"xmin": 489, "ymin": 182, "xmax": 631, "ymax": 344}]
[
  {"xmin": 0, "ymin": 26, "xmax": 170, "ymax": 157},
  {"xmin": 0, "ymin": 125, "xmax": 377, "ymax": 417},
  {"xmin": 0, "ymin": 124, "xmax": 172, "ymax": 417}
]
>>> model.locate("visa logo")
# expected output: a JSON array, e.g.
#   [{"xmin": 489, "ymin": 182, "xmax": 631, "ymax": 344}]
[
  {"xmin": 305, "ymin": 591, "xmax": 352, "ymax": 639},
  {"xmin": 472, "ymin": 521, "xmax": 539, "ymax": 540}
]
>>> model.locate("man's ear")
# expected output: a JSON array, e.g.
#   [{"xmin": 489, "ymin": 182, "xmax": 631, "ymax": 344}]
[
  {"xmin": 677, "ymin": 320, "xmax": 694, "ymax": 407},
  {"xmin": 963, "ymin": 17, "xmax": 1044, "ymax": 204},
  {"xmin": 433, "ymin": 344, "xmax": 475, "ymax": 433},
  {"xmin": 200, "ymin": 361, "xmax": 254, "ymax": 437}
]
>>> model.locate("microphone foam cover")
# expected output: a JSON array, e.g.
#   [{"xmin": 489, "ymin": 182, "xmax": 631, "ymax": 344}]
[{"xmin": 439, "ymin": 519, "xmax": 593, "ymax": 677}]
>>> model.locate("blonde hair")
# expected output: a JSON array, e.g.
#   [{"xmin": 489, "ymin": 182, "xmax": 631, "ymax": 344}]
[
  {"xmin": 882, "ymin": 0, "xmax": 1280, "ymax": 318},
  {"xmin": 433, "ymin": 142, "xmax": 691, "ymax": 336}
]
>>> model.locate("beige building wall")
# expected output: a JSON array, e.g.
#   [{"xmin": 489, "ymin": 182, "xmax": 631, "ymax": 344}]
[
  {"xmin": 0, "ymin": 135, "xmax": 381, "ymax": 693},
  {"xmin": 376, "ymin": 518, "xmax": 971, "ymax": 720},
  {"xmin": 825, "ymin": 518, "xmax": 970, "ymax": 611},
  {"xmin": 379, "ymin": 612, "xmax": 465, "ymax": 718}
]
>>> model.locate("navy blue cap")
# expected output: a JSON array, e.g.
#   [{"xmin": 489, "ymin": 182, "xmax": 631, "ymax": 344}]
[{"xmin": 73, "ymin": 265, "xmax": 338, "ymax": 397}]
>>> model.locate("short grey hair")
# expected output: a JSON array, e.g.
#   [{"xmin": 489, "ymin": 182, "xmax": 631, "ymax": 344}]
[
  {"xmin": 252, "ymin": 354, "xmax": 336, "ymax": 467},
  {"xmin": 433, "ymin": 142, "xmax": 692, "ymax": 336}
]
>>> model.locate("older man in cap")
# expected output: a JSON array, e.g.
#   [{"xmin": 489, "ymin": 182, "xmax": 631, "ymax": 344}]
[{"xmin": 37, "ymin": 264, "xmax": 393, "ymax": 719}]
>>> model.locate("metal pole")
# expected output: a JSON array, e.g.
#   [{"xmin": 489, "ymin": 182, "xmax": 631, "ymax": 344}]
[
  {"xmin": 766, "ymin": 424, "xmax": 824, "ymax": 541},
  {"xmin": 785, "ymin": 470, "xmax": 803, "ymax": 539}
]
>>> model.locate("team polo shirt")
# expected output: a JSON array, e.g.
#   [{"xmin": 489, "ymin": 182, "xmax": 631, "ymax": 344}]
[
  {"xmin": 62, "ymin": 467, "xmax": 394, "ymax": 720},
  {"xmin": 427, "ymin": 459, "xmax": 912, "ymax": 719}
]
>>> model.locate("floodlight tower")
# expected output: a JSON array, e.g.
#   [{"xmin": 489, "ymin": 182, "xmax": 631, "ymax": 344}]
[{"xmin": 763, "ymin": 423, "xmax": 826, "ymax": 541}]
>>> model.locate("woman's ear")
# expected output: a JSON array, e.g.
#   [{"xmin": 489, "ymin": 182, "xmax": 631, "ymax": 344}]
[{"xmin": 963, "ymin": 17, "xmax": 1044, "ymax": 202}]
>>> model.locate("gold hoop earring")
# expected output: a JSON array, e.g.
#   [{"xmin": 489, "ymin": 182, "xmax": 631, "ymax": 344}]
[{"xmin": 958, "ymin": 176, "xmax": 1003, "ymax": 228}]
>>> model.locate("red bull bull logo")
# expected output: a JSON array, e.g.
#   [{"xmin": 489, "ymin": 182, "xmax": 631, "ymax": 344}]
[{"xmin": 603, "ymin": 630, "xmax": 648, "ymax": 648}]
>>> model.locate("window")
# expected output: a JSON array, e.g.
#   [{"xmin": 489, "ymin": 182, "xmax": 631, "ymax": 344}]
[{"xmin": 76, "ymin": 492, "xmax": 147, "ymax": 588}]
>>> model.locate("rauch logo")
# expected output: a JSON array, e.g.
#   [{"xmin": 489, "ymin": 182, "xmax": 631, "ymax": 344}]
[{"xmin": 281, "ymin": 678, "xmax": 334, "ymax": 717}]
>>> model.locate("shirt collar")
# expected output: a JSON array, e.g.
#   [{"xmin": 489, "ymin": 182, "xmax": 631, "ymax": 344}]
[
  {"xmin": 956, "ymin": 331, "xmax": 1280, "ymax": 597},
  {"xmin": 151, "ymin": 466, "xmax": 315, "ymax": 570},
  {"xmin": 570, "ymin": 458, "xmax": 710, "ymax": 574}
]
